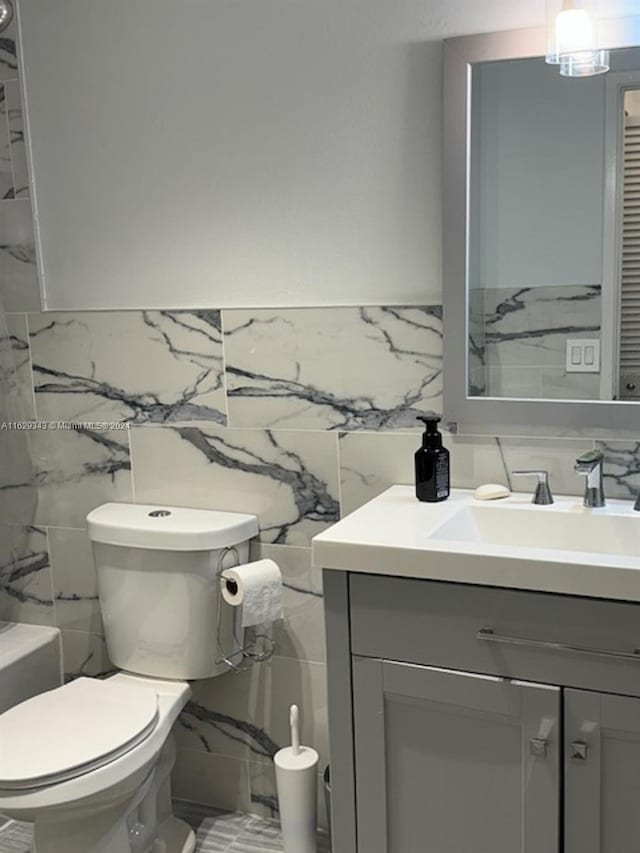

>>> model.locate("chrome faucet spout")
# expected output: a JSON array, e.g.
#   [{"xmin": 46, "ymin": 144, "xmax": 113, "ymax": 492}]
[{"xmin": 574, "ymin": 451, "xmax": 605, "ymax": 508}]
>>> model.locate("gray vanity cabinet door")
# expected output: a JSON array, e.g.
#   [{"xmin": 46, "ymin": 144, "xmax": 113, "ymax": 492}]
[
  {"xmin": 352, "ymin": 657, "xmax": 560, "ymax": 853},
  {"xmin": 565, "ymin": 689, "xmax": 640, "ymax": 853}
]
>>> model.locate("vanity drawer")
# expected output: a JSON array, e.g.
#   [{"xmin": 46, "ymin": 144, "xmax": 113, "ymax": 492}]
[{"xmin": 349, "ymin": 574, "xmax": 640, "ymax": 697}]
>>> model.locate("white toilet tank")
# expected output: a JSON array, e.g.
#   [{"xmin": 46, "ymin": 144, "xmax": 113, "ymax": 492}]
[{"xmin": 86, "ymin": 503, "xmax": 259, "ymax": 680}]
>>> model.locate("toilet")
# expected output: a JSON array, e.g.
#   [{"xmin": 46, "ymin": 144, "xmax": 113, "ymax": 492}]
[{"xmin": 0, "ymin": 502, "xmax": 259, "ymax": 853}]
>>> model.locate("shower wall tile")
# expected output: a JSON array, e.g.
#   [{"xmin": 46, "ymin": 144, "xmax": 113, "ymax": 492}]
[
  {"xmin": 0, "ymin": 199, "xmax": 40, "ymax": 312},
  {"xmin": 49, "ymin": 526, "xmax": 102, "ymax": 634},
  {"xmin": 131, "ymin": 426, "xmax": 339, "ymax": 547},
  {"xmin": 1, "ymin": 313, "xmax": 35, "ymax": 420},
  {"xmin": 31, "ymin": 426, "xmax": 133, "ymax": 527},
  {"xmin": 29, "ymin": 311, "xmax": 226, "ymax": 424},
  {"xmin": 223, "ymin": 306, "xmax": 442, "ymax": 430},
  {"xmin": 0, "ymin": 524, "xmax": 54, "ymax": 626},
  {"xmin": 5, "ymin": 79, "xmax": 28, "ymax": 199}
]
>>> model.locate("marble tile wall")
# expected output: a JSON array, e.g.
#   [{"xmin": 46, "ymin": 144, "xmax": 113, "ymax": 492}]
[
  {"xmin": 5, "ymin": 300, "xmax": 640, "ymax": 821},
  {"xmin": 469, "ymin": 284, "xmax": 602, "ymax": 399}
]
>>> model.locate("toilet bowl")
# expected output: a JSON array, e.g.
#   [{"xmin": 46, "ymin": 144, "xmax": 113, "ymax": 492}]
[
  {"xmin": 0, "ymin": 504, "xmax": 259, "ymax": 853},
  {"xmin": 0, "ymin": 673, "xmax": 191, "ymax": 853}
]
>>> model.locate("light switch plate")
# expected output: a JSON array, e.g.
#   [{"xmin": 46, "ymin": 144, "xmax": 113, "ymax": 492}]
[{"xmin": 566, "ymin": 338, "xmax": 600, "ymax": 373}]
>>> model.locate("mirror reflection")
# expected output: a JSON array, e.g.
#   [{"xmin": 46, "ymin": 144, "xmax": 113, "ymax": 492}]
[{"xmin": 468, "ymin": 47, "xmax": 640, "ymax": 401}]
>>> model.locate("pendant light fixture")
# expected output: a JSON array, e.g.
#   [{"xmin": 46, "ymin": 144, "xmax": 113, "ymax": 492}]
[{"xmin": 546, "ymin": 0, "xmax": 610, "ymax": 77}]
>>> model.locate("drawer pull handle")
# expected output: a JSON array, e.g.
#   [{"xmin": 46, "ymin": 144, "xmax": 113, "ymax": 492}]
[
  {"xmin": 530, "ymin": 738, "xmax": 548, "ymax": 758},
  {"xmin": 477, "ymin": 628, "xmax": 640, "ymax": 662},
  {"xmin": 570, "ymin": 741, "xmax": 588, "ymax": 761}
]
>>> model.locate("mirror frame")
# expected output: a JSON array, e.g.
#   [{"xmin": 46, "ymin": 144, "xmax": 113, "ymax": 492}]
[{"xmin": 443, "ymin": 17, "xmax": 640, "ymax": 430}]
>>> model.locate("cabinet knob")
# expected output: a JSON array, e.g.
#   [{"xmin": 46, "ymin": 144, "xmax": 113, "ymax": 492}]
[
  {"xmin": 570, "ymin": 740, "xmax": 588, "ymax": 761},
  {"xmin": 529, "ymin": 738, "xmax": 548, "ymax": 757}
]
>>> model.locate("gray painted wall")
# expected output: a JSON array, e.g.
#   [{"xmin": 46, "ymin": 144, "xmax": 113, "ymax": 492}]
[{"xmin": 18, "ymin": 0, "xmax": 549, "ymax": 310}]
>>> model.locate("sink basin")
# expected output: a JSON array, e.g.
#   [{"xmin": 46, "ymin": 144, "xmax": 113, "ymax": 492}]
[
  {"xmin": 312, "ymin": 487, "xmax": 640, "ymax": 603},
  {"xmin": 0, "ymin": 622, "xmax": 61, "ymax": 714},
  {"xmin": 432, "ymin": 503, "xmax": 640, "ymax": 558}
]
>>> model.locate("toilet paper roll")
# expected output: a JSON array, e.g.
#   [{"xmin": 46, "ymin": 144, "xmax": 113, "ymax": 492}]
[{"xmin": 221, "ymin": 559, "xmax": 283, "ymax": 628}]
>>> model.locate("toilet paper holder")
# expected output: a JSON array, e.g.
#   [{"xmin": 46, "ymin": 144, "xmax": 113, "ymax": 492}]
[{"xmin": 215, "ymin": 547, "xmax": 276, "ymax": 673}]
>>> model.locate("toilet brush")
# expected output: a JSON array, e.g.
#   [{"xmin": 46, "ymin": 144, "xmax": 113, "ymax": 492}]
[{"xmin": 274, "ymin": 705, "xmax": 319, "ymax": 853}]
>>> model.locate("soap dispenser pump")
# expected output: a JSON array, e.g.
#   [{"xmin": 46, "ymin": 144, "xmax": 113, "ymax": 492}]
[{"xmin": 415, "ymin": 416, "xmax": 450, "ymax": 503}]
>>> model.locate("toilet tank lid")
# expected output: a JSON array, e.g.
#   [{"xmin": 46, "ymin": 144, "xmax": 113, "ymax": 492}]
[{"xmin": 86, "ymin": 503, "xmax": 259, "ymax": 550}]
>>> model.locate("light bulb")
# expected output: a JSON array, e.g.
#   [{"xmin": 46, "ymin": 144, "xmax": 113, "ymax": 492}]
[
  {"xmin": 0, "ymin": 0, "xmax": 13, "ymax": 34},
  {"xmin": 555, "ymin": 8, "xmax": 595, "ymax": 54}
]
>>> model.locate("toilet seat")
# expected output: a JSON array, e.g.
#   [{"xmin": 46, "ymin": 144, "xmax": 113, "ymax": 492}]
[{"xmin": 0, "ymin": 677, "xmax": 159, "ymax": 791}]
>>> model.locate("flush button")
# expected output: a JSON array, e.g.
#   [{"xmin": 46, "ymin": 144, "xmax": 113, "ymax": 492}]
[{"xmin": 148, "ymin": 509, "xmax": 171, "ymax": 518}]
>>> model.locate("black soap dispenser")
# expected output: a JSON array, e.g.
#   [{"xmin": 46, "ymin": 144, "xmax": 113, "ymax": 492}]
[{"xmin": 415, "ymin": 416, "xmax": 450, "ymax": 502}]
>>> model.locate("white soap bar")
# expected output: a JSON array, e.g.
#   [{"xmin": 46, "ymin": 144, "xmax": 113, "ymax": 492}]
[{"xmin": 474, "ymin": 483, "xmax": 511, "ymax": 501}]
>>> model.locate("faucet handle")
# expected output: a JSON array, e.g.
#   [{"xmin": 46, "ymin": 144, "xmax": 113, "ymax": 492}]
[
  {"xmin": 574, "ymin": 450, "xmax": 606, "ymax": 508},
  {"xmin": 511, "ymin": 470, "xmax": 554, "ymax": 505},
  {"xmin": 575, "ymin": 450, "xmax": 604, "ymax": 471}
]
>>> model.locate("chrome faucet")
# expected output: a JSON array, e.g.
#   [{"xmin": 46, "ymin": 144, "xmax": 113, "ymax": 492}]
[
  {"xmin": 511, "ymin": 470, "xmax": 554, "ymax": 505},
  {"xmin": 575, "ymin": 450, "xmax": 606, "ymax": 508}
]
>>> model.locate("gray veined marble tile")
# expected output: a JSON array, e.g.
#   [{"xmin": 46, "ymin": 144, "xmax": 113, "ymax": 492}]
[
  {"xmin": 339, "ymin": 432, "xmax": 593, "ymax": 515},
  {"xmin": 597, "ymin": 440, "xmax": 640, "ymax": 501},
  {"xmin": 131, "ymin": 425, "xmax": 339, "ymax": 546},
  {"xmin": 339, "ymin": 431, "xmax": 417, "ymax": 516},
  {"xmin": 31, "ymin": 426, "xmax": 133, "ymax": 528},
  {"xmin": 49, "ymin": 527, "xmax": 102, "ymax": 634},
  {"xmin": 224, "ymin": 306, "xmax": 442, "ymax": 430},
  {"xmin": 0, "ymin": 18, "xmax": 18, "ymax": 82},
  {"xmin": 172, "ymin": 750, "xmax": 251, "ymax": 814},
  {"xmin": 0, "ymin": 199, "xmax": 40, "ymax": 312},
  {"xmin": 0, "ymin": 525, "xmax": 54, "ymax": 626},
  {"xmin": 29, "ymin": 311, "xmax": 227, "ymax": 424},
  {"xmin": 469, "ymin": 284, "xmax": 602, "ymax": 376},
  {"xmin": 452, "ymin": 435, "xmax": 593, "ymax": 496},
  {"xmin": 60, "ymin": 629, "xmax": 114, "ymax": 682},
  {"xmin": 251, "ymin": 543, "xmax": 325, "ymax": 664},
  {"xmin": 0, "ymin": 427, "xmax": 36, "ymax": 525},
  {"xmin": 0, "ymin": 313, "xmax": 35, "ymax": 420},
  {"xmin": 177, "ymin": 656, "xmax": 328, "ymax": 768},
  {"xmin": 0, "ymin": 84, "xmax": 13, "ymax": 199},
  {"xmin": 5, "ymin": 80, "xmax": 28, "ymax": 199}
]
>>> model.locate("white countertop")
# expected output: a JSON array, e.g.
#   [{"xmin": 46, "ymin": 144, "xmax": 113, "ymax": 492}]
[{"xmin": 312, "ymin": 486, "xmax": 640, "ymax": 602}]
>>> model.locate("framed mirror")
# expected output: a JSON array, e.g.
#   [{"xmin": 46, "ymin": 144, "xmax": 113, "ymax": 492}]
[{"xmin": 443, "ymin": 18, "xmax": 640, "ymax": 429}]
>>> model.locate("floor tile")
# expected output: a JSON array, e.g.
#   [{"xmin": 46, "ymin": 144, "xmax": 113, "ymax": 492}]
[{"xmin": 0, "ymin": 805, "xmax": 330, "ymax": 853}]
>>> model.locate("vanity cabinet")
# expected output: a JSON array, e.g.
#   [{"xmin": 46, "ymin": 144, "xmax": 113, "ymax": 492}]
[
  {"xmin": 565, "ymin": 690, "xmax": 640, "ymax": 853},
  {"xmin": 323, "ymin": 571, "xmax": 640, "ymax": 853},
  {"xmin": 353, "ymin": 658, "xmax": 560, "ymax": 853}
]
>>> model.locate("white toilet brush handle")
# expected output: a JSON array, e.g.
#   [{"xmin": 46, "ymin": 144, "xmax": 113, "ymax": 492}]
[{"xmin": 290, "ymin": 704, "xmax": 300, "ymax": 756}]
